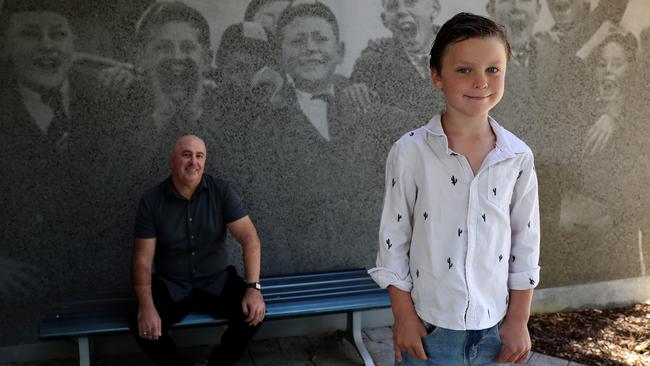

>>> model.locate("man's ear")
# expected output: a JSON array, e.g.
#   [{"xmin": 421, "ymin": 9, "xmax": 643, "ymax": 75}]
[{"xmin": 430, "ymin": 67, "xmax": 443, "ymax": 90}]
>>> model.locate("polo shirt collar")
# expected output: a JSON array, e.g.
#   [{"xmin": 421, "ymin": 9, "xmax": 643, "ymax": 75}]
[
  {"xmin": 422, "ymin": 114, "xmax": 516, "ymax": 158},
  {"xmin": 164, "ymin": 174, "xmax": 208, "ymax": 198}
]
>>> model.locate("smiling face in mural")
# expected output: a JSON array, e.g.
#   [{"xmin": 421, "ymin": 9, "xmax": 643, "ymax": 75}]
[
  {"xmin": 596, "ymin": 40, "xmax": 630, "ymax": 102},
  {"xmin": 139, "ymin": 21, "xmax": 211, "ymax": 102},
  {"xmin": 2, "ymin": 11, "xmax": 75, "ymax": 92},
  {"xmin": 382, "ymin": 0, "xmax": 439, "ymax": 55},
  {"xmin": 488, "ymin": 0, "xmax": 541, "ymax": 51},
  {"xmin": 280, "ymin": 16, "xmax": 344, "ymax": 93},
  {"xmin": 547, "ymin": 0, "xmax": 589, "ymax": 31}
]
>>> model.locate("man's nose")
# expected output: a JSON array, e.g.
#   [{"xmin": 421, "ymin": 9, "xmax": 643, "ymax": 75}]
[{"xmin": 395, "ymin": 0, "xmax": 408, "ymax": 15}]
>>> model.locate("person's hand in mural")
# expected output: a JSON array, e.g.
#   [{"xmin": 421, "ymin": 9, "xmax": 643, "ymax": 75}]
[
  {"xmin": 0, "ymin": 257, "xmax": 39, "ymax": 297},
  {"xmin": 576, "ymin": 20, "xmax": 617, "ymax": 60},
  {"xmin": 250, "ymin": 66, "xmax": 284, "ymax": 105},
  {"xmin": 97, "ymin": 64, "xmax": 137, "ymax": 92},
  {"xmin": 342, "ymin": 83, "xmax": 380, "ymax": 113},
  {"xmin": 583, "ymin": 113, "xmax": 616, "ymax": 156}
]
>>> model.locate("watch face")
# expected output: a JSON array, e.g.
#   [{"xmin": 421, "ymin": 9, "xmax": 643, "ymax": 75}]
[{"xmin": 248, "ymin": 282, "xmax": 261, "ymax": 290}]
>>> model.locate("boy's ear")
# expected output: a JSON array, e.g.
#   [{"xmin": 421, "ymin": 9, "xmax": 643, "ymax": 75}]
[
  {"xmin": 430, "ymin": 68, "xmax": 443, "ymax": 90},
  {"xmin": 335, "ymin": 41, "xmax": 345, "ymax": 65}
]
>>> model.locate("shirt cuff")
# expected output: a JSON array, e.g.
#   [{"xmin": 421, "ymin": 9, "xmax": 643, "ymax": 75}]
[
  {"xmin": 508, "ymin": 266, "xmax": 540, "ymax": 290},
  {"xmin": 368, "ymin": 267, "xmax": 413, "ymax": 292}
]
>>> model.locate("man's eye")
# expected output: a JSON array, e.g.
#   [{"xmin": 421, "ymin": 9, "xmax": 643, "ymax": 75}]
[
  {"xmin": 18, "ymin": 29, "xmax": 40, "ymax": 38},
  {"xmin": 50, "ymin": 31, "xmax": 68, "ymax": 40}
]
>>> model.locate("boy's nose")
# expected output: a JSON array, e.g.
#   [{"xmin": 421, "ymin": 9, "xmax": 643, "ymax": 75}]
[
  {"xmin": 473, "ymin": 75, "xmax": 488, "ymax": 89},
  {"xmin": 38, "ymin": 32, "xmax": 55, "ymax": 49}
]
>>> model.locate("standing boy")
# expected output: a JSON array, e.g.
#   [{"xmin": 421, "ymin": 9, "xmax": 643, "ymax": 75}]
[{"xmin": 370, "ymin": 13, "xmax": 540, "ymax": 365}]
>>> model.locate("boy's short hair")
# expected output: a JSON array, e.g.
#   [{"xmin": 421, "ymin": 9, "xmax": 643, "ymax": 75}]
[
  {"xmin": 275, "ymin": 1, "xmax": 340, "ymax": 42},
  {"xmin": 429, "ymin": 12, "xmax": 510, "ymax": 72},
  {"xmin": 135, "ymin": 1, "xmax": 211, "ymax": 49},
  {"xmin": 244, "ymin": 0, "xmax": 282, "ymax": 21},
  {"xmin": 1, "ymin": 0, "xmax": 74, "ymax": 35},
  {"xmin": 595, "ymin": 31, "xmax": 638, "ymax": 64}
]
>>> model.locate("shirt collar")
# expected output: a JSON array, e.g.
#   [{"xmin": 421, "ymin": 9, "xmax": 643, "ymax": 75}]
[
  {"xmin": 164, "ymin": 174, "xmax": 208, "ymax": 198},
  {"xmin": 286, "ymin": 74, "xmax": 335, "ymax": 99},
  {"xmin": 17, "ymin": 79, "xmax": 70, "ymax": 133},
  {"xmin": 422, "ymin": 114, "xmax": 516, "ymax": 158}
]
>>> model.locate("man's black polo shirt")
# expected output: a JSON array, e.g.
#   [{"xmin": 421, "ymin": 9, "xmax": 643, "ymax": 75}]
[{"xmin": 135, "ymin": 174, "xmax": 248, "ymax": 301}]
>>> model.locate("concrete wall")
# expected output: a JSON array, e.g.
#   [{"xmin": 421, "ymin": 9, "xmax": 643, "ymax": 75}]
[{"xmin": 1, "ymin": 0, "xmax": 650, "ymax": 351}]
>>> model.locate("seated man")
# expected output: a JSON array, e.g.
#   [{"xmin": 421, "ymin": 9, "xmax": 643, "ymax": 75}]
[{"xmin": 130, "ymin": 134, "xmax": 265, "ymax": 366}]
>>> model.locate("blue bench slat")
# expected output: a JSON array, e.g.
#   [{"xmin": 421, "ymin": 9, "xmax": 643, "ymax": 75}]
[{"xmin": 39, "ymin": 269, "xmax": 389, "ymax": 340}]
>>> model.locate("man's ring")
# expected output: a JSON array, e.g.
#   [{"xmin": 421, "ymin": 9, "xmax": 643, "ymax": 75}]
[{"xmin": 142, "ymin": 331, "xmax": 148, "ymax": 336}]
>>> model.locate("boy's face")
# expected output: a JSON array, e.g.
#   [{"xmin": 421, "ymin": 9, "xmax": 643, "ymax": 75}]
[
  {"xmin": 596, "ymin": 41, "xmax": 628, "ymax": 102},
  {"xmin": 547, "ymin": 0, "xmax": 588, "ymax": 30},
  {"xmin": 431, "ymin": 37, "xmax": 508, "ymax": 120},
  {"xmin": 252, "ymin": 1, "xmax": 291, "ymax": 35},
  {"xmin": 2, "ymin": 11, "xmax": 75, "ymax": 92},
  {"xmin": 382, "ymin": 0, "xmax": 439, "ymax": 54},
  {"xmin": 139, "ymin": 21, "xmax": 211, "ymax": 102},
  {"xmin": 280, "ymin": 16, "xmax": 343, "ymax": 93},
  {"xmin": 488, "ymin": 0, "xmax": 540, "ymax": 50}
]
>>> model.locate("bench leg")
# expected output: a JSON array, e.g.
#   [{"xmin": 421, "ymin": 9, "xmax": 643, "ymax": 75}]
[
  {"xmin": 345, "ymin": 312, "xmax": 375, "ymax": 366},
  {"xmin": 77, "ymin": 337, "xmax": 90, "ymax": 366}
]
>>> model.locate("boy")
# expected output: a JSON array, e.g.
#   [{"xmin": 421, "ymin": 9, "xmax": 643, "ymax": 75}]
[{"xmin": 370, "ymin": 13, "xmax": 540, "ymax": 365}]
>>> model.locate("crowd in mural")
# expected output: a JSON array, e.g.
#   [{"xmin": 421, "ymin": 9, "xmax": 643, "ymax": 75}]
[{"xmin": 0, "ymin": 0, "xmax": 648, "ymax": 345}]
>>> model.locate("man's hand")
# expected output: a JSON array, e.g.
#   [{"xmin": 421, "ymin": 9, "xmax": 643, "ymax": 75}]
[
  {"xmin": 241, "ymin": 288, "xmax": 265, "ymax": 326},
  {"xmin": 584, "ymin": 113, "xmax": 616, "ymax": 156},
  {"xmin": 392, "ymin": 310, "xmax": 428, "ymax": 362},
  {"xmin": 97, "ymin": 65, "xmax": 136, "ymax": 92},
  {"xmin": 137, "ymin": 304, "xmax": 162, "ymax": 341},
  {"xmin": 495, "ymin": 317, "xmax": 531, "ymax": 364}
]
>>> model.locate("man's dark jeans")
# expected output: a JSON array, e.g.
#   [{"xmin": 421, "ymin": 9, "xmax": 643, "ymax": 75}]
[{"xmin": 129, "ymin": 268, "xmax": 262, "ymax": 366}]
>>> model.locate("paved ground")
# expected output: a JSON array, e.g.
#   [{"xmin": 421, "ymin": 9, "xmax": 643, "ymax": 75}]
[{"xmin": 3, "ymin": 326, "xmax": 584, "ymax": 366}]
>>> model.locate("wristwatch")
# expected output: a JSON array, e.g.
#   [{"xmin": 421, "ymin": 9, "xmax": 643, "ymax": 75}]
[{"xmin": 246, "ymin": 281, "xmax": 262, "ymax": 291}]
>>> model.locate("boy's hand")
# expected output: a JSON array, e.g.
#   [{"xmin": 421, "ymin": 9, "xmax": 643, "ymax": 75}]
[
  {"xmin": 495, "ymin": 318, "xmax": 531, "ymax": 364},
  {"xmin": 393, "ymin": 311, "xmax": 428, "ymax": 362}
]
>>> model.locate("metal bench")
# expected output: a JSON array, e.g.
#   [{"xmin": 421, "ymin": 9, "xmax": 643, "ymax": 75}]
[{"xmin": 39, "ymin": 268, "xmax": 390, "ymax": 366}]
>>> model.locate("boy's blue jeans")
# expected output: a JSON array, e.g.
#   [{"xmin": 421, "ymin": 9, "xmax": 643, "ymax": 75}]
[{"xmin": 395, "ymin": 322, "xmax": 508, "ymax": 366}]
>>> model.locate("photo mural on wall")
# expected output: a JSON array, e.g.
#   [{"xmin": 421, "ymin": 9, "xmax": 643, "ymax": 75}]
[{"xmin": 0, "ymin": 0, "xmax": 649, "ymax": 346}]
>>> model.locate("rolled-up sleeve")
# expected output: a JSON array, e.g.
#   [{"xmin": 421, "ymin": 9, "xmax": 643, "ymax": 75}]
[
  {"xmin": 369, "ymin": 141, "xmax": 417, "ymax": 292},
  {"xmin": 508, "ymin": 151, "xmax": 541, "ymax": 290}
]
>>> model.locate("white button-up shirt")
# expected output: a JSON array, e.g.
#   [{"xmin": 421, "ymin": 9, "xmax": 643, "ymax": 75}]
[{"xmin": 370, "ymin": 114, "xmax": 540, "ymax": 331}]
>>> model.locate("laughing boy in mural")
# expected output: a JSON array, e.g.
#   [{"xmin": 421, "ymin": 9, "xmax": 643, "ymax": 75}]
[
  {"xmin": 248, "ymin": 1, "xmax": 412, "ymax": 273},
  {"xmin": 351, "ymin": 0, "xmax": 444, "ymax": 121},
  {"xmin": 122, "ymin": 1, "xmax": 225, "ymax": 183}
]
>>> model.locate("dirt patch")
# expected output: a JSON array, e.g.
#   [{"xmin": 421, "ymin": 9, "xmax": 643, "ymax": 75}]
[{"xmin": 529, "ymin": 303, "xmax": 650, "ymax": 366}]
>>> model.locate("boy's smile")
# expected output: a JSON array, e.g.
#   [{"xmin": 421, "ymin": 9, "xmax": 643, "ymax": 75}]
[{"xmin": 431, "ymin": 36, "xmax": 507, "ymax": 120}]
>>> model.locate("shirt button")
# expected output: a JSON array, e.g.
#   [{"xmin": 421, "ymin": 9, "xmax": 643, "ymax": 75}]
[
  {"xmin": 189, "ymin": 218, "xmax": 193, "ymax": 222},
  {"xmin": 190, "ymin": 235, "xmax": 194, "ymax": 239},
  {"xmin": 191, "ymin": 251, "xmax": 196, "ymax": 256},
  {"xmin": 192, "ymin": 269, "xmax": 196, "ymax": 274}
]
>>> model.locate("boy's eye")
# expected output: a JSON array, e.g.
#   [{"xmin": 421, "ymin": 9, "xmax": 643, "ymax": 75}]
[
  {"xmin": 456, "ymin": 67, "xmax": 470, "ymax": 74},
  {"xmin": 486, "ymin": 67, "xmax": 500, "ymax": 73}
]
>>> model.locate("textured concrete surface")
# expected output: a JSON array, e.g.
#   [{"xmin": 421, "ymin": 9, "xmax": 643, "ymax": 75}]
[{"xmin": 1, "ymin": 326, "xmax": 583, "ymax": 366}]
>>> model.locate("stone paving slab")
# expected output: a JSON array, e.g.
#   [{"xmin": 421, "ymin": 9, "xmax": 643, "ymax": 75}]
[{"xmin": 3, "ymin": 326, "xmax": 584, "ymax": 366}]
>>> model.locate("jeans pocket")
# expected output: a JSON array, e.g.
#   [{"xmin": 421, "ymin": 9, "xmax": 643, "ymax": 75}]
[{"xmin": 421, "ymin": 320, "xmax": 439, "ymax": 340}]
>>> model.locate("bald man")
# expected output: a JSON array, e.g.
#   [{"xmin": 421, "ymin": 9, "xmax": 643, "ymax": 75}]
[{"xmin": 130, "ymin": 135, "xmax": 264, "ymax": 366}]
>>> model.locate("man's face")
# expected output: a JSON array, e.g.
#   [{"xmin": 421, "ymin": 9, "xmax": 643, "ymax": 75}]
[
  {"xmin": 139, "ymin": 21, "xmax": 210, "ymax": 101},
  {"xmin": 2, "ymin": 11, "xmax": 75, "ymax": 91},
  {"xmin": 170, "ymin": 135, "xmax": 206, "ymax": 187},
  {"xmin": 547, "ymin": 0, "xmax": 588, "ymax": 31},
  {"xmin": 252, "ymin": 1, "xmax": 291, "ymax": 35},
  {"xmin": 489, "ymin": 0, "xmax": 540, "ymax": 50},
  {"xmin": 280, "ymin": 16, "xmax": 343, "ymax": 93},
  {"xmin": 383, "ymin": 0, "xmax": 439, "ymax": 54}
]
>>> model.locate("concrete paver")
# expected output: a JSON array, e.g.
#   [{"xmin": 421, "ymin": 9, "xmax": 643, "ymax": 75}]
[{"xmin": 5, "ymin": 326, "xmax": 583, "ymax": 366}]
